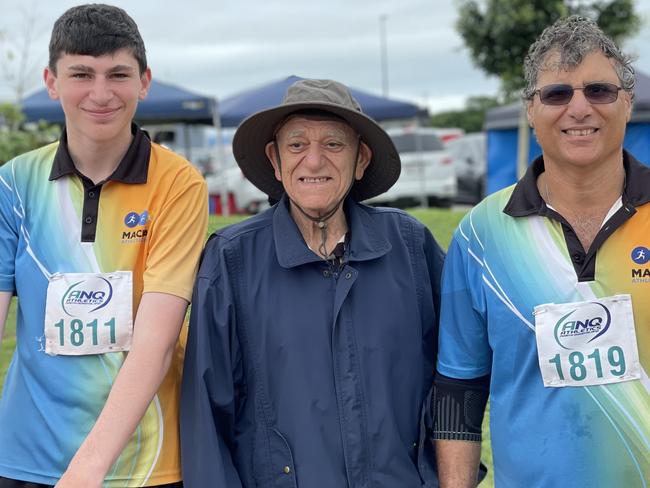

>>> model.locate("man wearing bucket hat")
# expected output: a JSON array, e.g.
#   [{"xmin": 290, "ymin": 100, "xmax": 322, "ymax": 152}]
[{"xmin": 180, "ymin": 78, "xmax": 444, "ymax": 487}]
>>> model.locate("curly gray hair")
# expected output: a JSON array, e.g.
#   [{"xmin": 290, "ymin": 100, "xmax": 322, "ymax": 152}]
[{"xmin": 523, "ymin": 15, "xmax": 635, "ymax": 100}]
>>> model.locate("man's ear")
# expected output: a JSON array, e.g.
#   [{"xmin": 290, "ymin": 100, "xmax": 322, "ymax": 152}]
[
  {"xmin": 265, "ymin": 141, "xmax": 282, "ymax": 182},
  {"xmin": 139, "ymin": 68, "xmax": 152, "ymax": 100},
  {"xmin": 44, "ymin": 67, "xmax": 59, "ymax": 100},
  {"xmin": 622, "ymin": 90, "xmax": 632, "ymax": 122},
  {"xmin": 526, "ymin": 100, "xmax": 535, "ymax": 128},
  {"xmin": 355, "ymin": 141, "xmax": 372, "ymax": 180}
]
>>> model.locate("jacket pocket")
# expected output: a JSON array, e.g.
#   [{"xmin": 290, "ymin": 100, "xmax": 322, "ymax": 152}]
[{"xmin": 253, "ymin": 427, "xmax": 298, "ymax": 488}]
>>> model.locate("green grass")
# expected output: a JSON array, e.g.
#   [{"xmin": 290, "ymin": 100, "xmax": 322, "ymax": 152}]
[
  {"xmin": 0, "ymin": 299, "xmax": 17, "ymax": 387},
  {"xmin": 408, "ymin": 207, "xmax": 466, "ymax": 249},
  {"xmin": 207, "ymin": 214, "xmax": 248, "ymax": 235},
  {"xmin": 0, "ymin": 208, "xmax": 494, "ymax": 487}
]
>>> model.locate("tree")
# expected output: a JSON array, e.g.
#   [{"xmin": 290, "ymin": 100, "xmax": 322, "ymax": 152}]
[
  {"xmin": 0, "ymin": 7, "xmax": 43, "ymax": 102},
  {"xmin": 0, "ymin": 103, "xmax": 59, "ymax": 165},
  {"xmin": 430, "ymin": 95, "xmax": 502, "ymax": 133},
  {"xmin": 457, "ymin": 0, "xmax": 641, "ymax": 97}
]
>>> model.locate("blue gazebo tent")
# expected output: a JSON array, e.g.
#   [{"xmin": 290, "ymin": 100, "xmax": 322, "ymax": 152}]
[
  {"xmin": 484, "ymin": 70, "xmax": 650, "ymax": 194},
  {"xmin": 218, "ymin": 75, "xmax": 425, "ymax": 127}
]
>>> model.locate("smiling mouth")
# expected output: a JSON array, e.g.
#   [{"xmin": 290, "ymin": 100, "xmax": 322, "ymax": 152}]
[
  {"xmin": 299, "ymin": 177, "xmax": 331, "ymax": 183},
  {"xmin": 563, "ymin": 128, "xmax": 598, "ymax": 136},
  {"xmin": 83, "ymin": 108, "xmax": 119, "ymax": 116}
]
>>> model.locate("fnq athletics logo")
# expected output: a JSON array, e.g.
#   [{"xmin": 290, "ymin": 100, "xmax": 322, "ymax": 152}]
[
  {"xmin": 553, "ymin": 301, "xmax": 611, "ymax": 350},
  {"xmin": 62, "ymin": 277, "xmax": 113, "ymax": 317}
]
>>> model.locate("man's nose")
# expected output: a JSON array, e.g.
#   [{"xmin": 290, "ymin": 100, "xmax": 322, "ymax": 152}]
[
  {"xmin": 566, "ymin": 88, "xmax": 594, "ymax": 120},
  {"xmin": 302, "ymin": 144, "xmax": 326, "ymax": 169}
]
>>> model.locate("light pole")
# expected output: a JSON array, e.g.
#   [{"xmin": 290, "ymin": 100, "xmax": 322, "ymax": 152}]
[{"xmin": 379, "ymin": 14, "xmax": 389, "ymax": 97}]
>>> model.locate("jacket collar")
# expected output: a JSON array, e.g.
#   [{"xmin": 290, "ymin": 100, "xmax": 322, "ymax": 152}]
[
  {"xmin": 49, "ymin": 123, "xmax": 151, "ymax": 184},
  {"xmin": 273, "ymin": 195, "xmax": 392, "ymax": 269},
  {"xmin": 503, "ymin": 150, "xmax": 650, "ymax": 217}
]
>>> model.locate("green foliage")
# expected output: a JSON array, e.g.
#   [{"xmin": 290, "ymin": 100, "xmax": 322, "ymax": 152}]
[
  {"xmin": 457, "ymin": 0, "xmax": 641, "ymax": 97},
  {"xmin": 0, "ymin": 104, "xmax": 60, "ymax": 165},
  {"xmin": 429, "ymin": 95, "xmax": 503, "ymax": 133},
  {"xmin": 0, "ymin": 299, "xmax": 16, "ymax": 390},
  {"xmin": 571, "ymin": 0, "xmax": 641, "ymax": 43}
]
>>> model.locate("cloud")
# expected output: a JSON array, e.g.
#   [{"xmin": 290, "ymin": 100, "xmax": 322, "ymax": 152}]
[{"xmin": 1, "ymin": 0, "xmax": 649, "ymax": 113}]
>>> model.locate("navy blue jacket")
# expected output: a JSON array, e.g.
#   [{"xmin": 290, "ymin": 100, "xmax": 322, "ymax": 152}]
[{"xmin": 180, "ymin": 197, "xmax": 443, "ymax": 487}]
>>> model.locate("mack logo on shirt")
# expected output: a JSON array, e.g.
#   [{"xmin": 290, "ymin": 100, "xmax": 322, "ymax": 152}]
[
  {"xmin": 553, "ymin": 302, "xmax": 611, "ymax": 350},
  {"xmin": 122, "ymin": 228, "xmax": 148, "ymax": 241},
  {"xmin": 124, "ymin": 210, "xmax": 149, "ymax": 228},
  {"xmin": 630, "ymin": 246, "xmax": 650, "ymax": 282},
  {"xmin": 122, "ymin": 210, "xmax": 150, "ymax": 243},
  {"xmin": 63, "ymin": 277, "xmax": 113, "ymax": 317}
]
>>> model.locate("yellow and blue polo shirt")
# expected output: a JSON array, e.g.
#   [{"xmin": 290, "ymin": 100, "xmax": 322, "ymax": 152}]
[
  {"xmin": 438, "ymin": 152, "xmax": 650, "ymax": 487},
  {"xmin": 0, "ymin": 125, "xmax": 208, "ymax": 486}
]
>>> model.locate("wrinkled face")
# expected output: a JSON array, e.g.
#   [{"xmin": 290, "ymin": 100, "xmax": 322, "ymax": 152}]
[
  {"xmin": 527, "ymin": 51, "xmax": 632, "ymax": 171},
  {"xmin": 265, "ymin": 116, "xmax": 371, "ymax": 216},
  {"xmin": 44, "ymin": 48, "xmax": 151, "ymax": 146}
]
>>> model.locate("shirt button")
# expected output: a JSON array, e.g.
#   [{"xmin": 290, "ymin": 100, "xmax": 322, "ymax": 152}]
[
  {"xmin": 84, "ymin": 216, "xmax": 93, "ymax": 224},
  {"xmin": 283, "ymin": 466, "xmax": 291, "ymax": 474},
  {"xmin": 323, "ymin": 270, "xmax": 330, "ymax": 277},
  {"xmin": 88, "ymin": 190, "xmax": 95, "ymax": 198},
  {"xmin": 345, "ymin": 272, "xmax": 352, "ymax": 279},
  {"xmin": 572, "ymin": 253, "xmax": 584, "ymax": 264}
]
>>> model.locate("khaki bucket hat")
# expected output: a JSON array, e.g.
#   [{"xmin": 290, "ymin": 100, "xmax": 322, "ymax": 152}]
[{"xmin": 232, "ymin": 78, "xmax": 401, "ymax": 201}]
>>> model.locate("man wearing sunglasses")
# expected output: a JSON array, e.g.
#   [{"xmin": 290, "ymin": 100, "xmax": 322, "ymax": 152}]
[{"xmin": 432, "ymin": 16, "xmax": 649, "ymax": 487}]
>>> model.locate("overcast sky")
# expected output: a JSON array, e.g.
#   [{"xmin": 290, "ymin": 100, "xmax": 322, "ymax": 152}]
[{"xmin": 2, "ymin": 0, "xmax": 650, "ymax": 113}]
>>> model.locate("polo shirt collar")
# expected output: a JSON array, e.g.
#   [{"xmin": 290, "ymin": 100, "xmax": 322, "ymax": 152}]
[
  {"xmin": 503, "ymin": 150, "xmax": 650, "ymax": 217},
  {"xmin": 49, "ymin": 123, "xmax": 151, "ymax": 184},
  {"xmin": 273, "ymin": 194, "xmax": 391, "ymax": 268}
]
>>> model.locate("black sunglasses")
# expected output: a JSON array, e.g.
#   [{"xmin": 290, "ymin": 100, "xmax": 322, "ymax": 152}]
[{"xmin": 533, "ymin": 82, "xmax": 623, "ymax": 105}]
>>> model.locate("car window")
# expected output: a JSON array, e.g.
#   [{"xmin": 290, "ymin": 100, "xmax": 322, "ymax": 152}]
[
  {"xmin": 390, "ymin": 133, "xmax": 444, "ymax": 153},
  {"xmin": 420, "ymin": 134, "xmax": 444, "ymax": 151},
  {"xmin": 390, "ymin": 134, "xmax": 414, "ymax": 152}
]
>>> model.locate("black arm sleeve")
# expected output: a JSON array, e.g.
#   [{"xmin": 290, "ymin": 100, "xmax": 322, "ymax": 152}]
[{"xmin": 431, "ymin": 372, "xmax": 490, "ymax": 442}]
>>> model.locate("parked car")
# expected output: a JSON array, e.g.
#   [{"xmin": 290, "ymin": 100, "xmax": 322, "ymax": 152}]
[
  {"xmin": 445, "ymin": 132, "xmax": 486, "ymax": 204},
  {"xmin": 205, "ymin": 147, "xmax": 268, "ymax": 214},
  {"xmin": 146, "ymin": 123, "xmax": 217, "ymax": 176},
  {"xmin": 429, "ymin": 127, "xmax": 464, "ymax": 144},
  {"xmin": 365, "ymin": 127, "xmax": 457, "ymax": 207}
]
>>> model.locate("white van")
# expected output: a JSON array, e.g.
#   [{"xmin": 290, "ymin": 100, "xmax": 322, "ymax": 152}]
[
  {"xmin": 445, "ymin": 132, "xmax": 486, "ymax": 204},
  {"xmin": 145, "ymin": 124, "xmax": 216, "ymax": 175},
  {"xmin": 365, "ymin": 127, "xmax": 457, "ymax": 207},
  {"xmin": 204, "ymin": 146, "xmax": 268, "ymax": 214}
]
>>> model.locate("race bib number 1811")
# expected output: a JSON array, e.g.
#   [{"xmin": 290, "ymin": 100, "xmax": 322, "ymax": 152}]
[{"xmin": 44, "ymin": 271, "xmax": 133, "ymax": 356}]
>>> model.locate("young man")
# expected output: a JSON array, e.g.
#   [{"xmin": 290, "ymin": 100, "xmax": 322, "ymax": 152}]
[
  {"xmin": 0, "ymin": 5, "xmax": 207, "ymax": 487},
  {"xmin": 433, "ymin": 16, "xmax": 649, "ymax": 487}
]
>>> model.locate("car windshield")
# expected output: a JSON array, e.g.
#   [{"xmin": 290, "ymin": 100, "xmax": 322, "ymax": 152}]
[{"xmin": 390, "ymin": 133, "xmax": 444, "ymax": 153}]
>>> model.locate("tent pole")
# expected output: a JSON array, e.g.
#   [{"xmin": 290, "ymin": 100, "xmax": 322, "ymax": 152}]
[
  {"xmin": 183, "ymin": 124, "xmax": 192, "ymax": 163},
  {"xmin": 212, "ymin": 98, "xmax": 230, "ymax": 216},
  {"xmin": 516, "ymin": 104, "xmax": 530, "ymax": 180}
]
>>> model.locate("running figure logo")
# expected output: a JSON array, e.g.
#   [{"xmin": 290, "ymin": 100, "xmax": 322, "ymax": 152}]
[
  {"xmin": 124, "ymin": 211, "xmax": 149, "ymax": 228},
  {"xmin": 631, "ymin": 246, "xmax": 650, "ymax": 265}
]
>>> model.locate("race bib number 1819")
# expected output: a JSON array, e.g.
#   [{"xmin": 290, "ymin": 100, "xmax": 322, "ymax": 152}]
[{"xmin": 533, "ymin": 294, "xmax": 641, "ymax": 388}]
